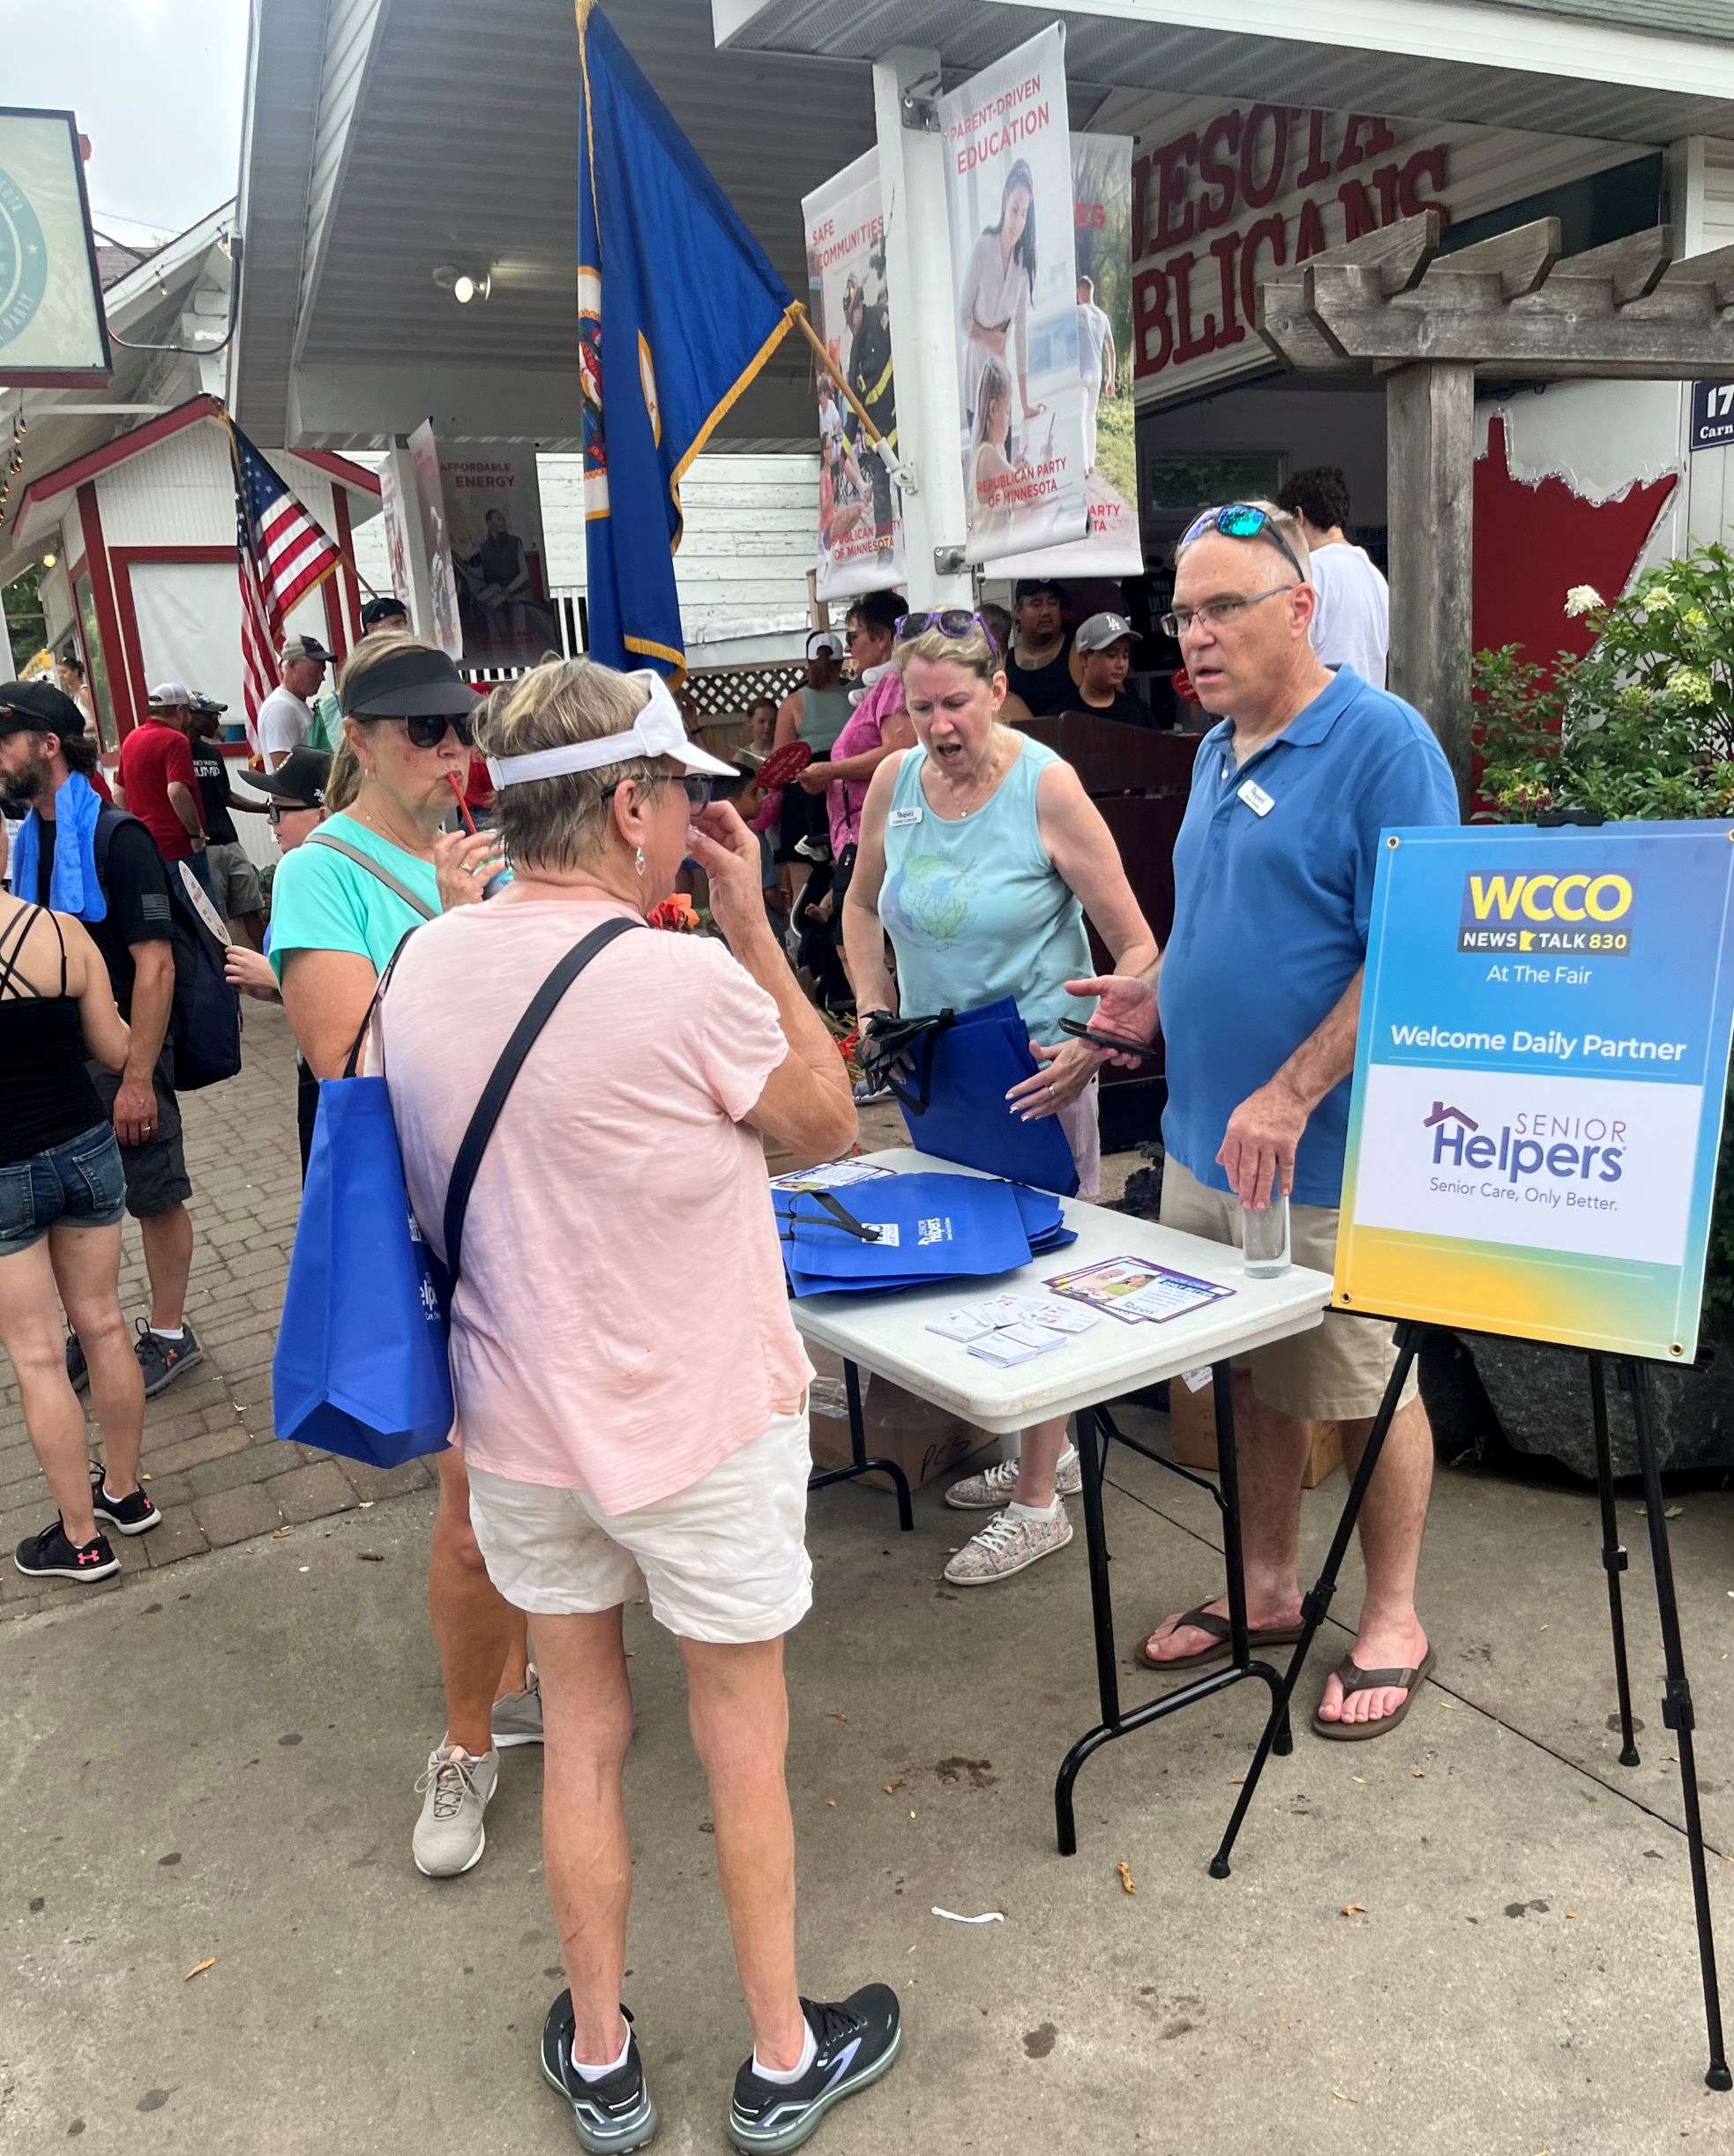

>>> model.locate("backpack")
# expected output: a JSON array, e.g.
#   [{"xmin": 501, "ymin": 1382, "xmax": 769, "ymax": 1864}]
[{"xmin": 93, "ymin": 807, "xmax": 243, "ymax": 1091}]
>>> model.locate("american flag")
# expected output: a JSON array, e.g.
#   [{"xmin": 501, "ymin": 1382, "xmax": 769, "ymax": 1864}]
[{"xmin": 228, "ymin": 422, "xmax": 342, "ymax": 746}]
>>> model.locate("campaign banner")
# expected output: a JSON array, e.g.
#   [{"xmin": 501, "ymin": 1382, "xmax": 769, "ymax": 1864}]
[
  {"xmin": 407, "ymin": 420, "xmax": 462, "ymax": 661},
  {"xmin": 437, "ymin": 451, "xmax": 562, "ymax": 668},
  {"xmin": 803, "ymin": 150, "xmax": 904, "ymax": 601},
  {"xmin": 938, "ymin": 23, "xmax": 1089, "ymax": 565},
  {"xmin": 992, "ymin": 134, "xmax": 1142, "ymax": 581},
  {"xmin": 1335, "ymin": 824, "xmax": 1734, "ymax": 1362}
]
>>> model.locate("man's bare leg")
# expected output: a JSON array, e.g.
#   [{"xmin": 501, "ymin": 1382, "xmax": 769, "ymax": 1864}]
[{"xmin": 1315, "ymin": 1395, "xmax": 1432, "ymax": 1727}]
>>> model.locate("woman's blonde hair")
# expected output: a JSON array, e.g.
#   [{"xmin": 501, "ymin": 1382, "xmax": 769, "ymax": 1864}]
[
  {"xmin": 971, "ymin": 356, "xmax": 1013, "ymax": 456},
  {"xmin": 476, "ymin": 659, "xmax": 663, "ymax": 870},
  {"xmin": 893, "ymin": 617, "xmax": 1001, "ymax": 684}
]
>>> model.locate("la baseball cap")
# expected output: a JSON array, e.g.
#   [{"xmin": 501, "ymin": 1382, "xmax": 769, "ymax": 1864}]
[
  {"xmin": 235, "ymin": 745, "xmax": 331, "ymax": 810},
  {"xmin": 0, "ymin": 678, "xmax": 89, "ymax": 740},
  {"xmin": 1074, "ymin": 611, "xmax": 1142, "ymax": 654}
]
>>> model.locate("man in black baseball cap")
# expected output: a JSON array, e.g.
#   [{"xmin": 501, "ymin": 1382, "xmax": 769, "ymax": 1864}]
[
  {"xmin": 361, "ymin": 595, "xmax": 410, "ymax": 634},
  {"xmin": 1005, "ymin": 579, "xmax": 1073, "ymax": 716},
  {"xmin": 0, "ymin": 677, "xmax": 208, "ymax": 1399}
]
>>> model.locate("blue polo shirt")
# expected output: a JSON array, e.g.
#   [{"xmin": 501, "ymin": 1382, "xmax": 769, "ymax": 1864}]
[{"xmin": 1161, "ymin": 666, "xmax": 1459, "ymax": 1207}]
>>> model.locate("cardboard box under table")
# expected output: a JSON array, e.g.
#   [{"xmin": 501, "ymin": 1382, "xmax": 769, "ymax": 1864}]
[{"xmin": 788, "ymin": 1148, "xmax": 1332, "ymax": 1854}]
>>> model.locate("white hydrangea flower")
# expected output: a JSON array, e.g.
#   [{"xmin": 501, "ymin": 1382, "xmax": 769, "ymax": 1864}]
[
  {"xmin": 1563, "ymin": 585, "xmax": 1604, "ymax": 618},
  {"xmin": 1668, "ymin": 665, "xmax": 1714, "ymax": 706},
  {"xmin": 1647, "ymin": 583, "xmax": 1678, "ymax": 611}
]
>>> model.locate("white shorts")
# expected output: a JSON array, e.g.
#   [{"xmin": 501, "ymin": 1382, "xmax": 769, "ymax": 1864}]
[{"xmin": 466, "ymin": 1407, "xmax": 814, "ymax": 1645}]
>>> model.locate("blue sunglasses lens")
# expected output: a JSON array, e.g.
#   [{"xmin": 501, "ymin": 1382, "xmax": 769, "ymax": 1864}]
[{"xmin": 1216, "ymin": 504, "xmax": 1269, "ymax": 539}]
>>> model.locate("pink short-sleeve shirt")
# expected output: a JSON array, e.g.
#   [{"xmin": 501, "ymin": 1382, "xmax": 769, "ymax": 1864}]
[{"xmin": 377, "ymin": 895, "xmax": 813, "ymax": 1513}]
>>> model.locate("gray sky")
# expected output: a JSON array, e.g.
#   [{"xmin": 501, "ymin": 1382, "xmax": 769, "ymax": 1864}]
[{"xmin": 4, "ymin": 0, "xmax": 249, "ymax": 244}]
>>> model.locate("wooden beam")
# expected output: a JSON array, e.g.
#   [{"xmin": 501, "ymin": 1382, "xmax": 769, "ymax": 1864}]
[
  {"xmin": 1310, "ymin": 207, "xmax": 1441, "ymax": 295},
  {"xmin": 1543, "ymin": 226, "xmax": 1670, "ymax": 306},
  {"xmin": 1656, "ymin": 240, "xmax": 1734, "ymax": 310},
  {"xmin": 1254, "ymin": 279, "xmax": 1360, "ymax": 374},
  {"xmin": 1430, "ymin": 217, "xmax": 1560, "ymax": 299},
  {"xmin": 1386, "ymin": 363, "xmax": 1475, "ymax": 807}
]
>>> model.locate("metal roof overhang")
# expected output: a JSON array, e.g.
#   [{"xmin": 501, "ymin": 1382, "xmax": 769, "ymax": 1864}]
[{"xmin": 234, "ymin": 0, "xmax": 1734, "ymax": 455}]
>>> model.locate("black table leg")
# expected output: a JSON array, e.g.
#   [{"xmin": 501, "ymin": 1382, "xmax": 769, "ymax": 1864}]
[
  {"xmin": 1055, "ymin": 1368, "xmax": 1282, "ymax": 1856},
  {"xmin": 1626, "ymin": 1357, "xmax": 1731, "ymax": 2093},
  {"xmin": 806, "ymin": 1358, "xmax": 914, "ymax": 1531},
  {"xmin": 1588, "ymin": 1354, "xmax": 1641, "ymax": 1768},
  {"xmin": 1208, "ymin": 1323, "xmax": 1422, "ymax": 1879}
]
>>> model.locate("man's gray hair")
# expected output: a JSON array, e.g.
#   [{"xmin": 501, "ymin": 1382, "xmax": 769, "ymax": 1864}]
[{"xmin": 1176, "ymin": 498, "xmax": 1311, "ymax": 585}]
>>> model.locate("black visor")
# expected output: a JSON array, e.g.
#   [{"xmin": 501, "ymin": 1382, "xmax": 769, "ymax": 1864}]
[{"xmin": 342, "ymin": 645, "xmax": 477, "ymax": 719}]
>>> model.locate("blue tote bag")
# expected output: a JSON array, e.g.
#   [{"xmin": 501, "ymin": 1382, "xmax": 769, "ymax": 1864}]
[
  {"xmin": 274, "ymin": 1073, "xmax": 454, "ymax": 1467},
  {"xmin": 893, "ymin": 997, "xmax": 1080, "ymax": 1197},
  {"xmin": 274, "ymin": 916, "xmax": 640, "ymax": 1468},
  {"xmin": 776, "ymin": 1171, "xmax": 1035, "ymax": 1296}
]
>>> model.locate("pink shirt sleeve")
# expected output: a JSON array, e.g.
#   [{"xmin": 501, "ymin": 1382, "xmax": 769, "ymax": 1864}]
[{"xmin": 696, "ymin": 944, "xmax": 788, "ymax": 1122}]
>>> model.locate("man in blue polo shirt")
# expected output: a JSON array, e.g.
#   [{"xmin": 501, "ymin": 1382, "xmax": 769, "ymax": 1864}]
[{"xmin": 1073, "ymin": 501, "xmax": 1458, "ymax": 1741}]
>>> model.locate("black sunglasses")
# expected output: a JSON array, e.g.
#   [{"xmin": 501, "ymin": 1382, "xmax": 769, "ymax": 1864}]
[
  {"xmin": 601, "ymin": 772, "xmax": 713, "ymax": 809},
  {"xmin": 369, "ymin": 712, "xmax": 475, "ymax": 750}
]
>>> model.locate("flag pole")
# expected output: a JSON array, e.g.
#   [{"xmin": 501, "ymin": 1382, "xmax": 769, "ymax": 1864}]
[{"xmin": 788, "ymin": 303, "xmax": 915, "ymax": 491}]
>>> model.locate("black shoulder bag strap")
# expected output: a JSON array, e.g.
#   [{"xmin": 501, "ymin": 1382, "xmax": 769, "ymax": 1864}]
[{"xmin": 440, "ymin": 917, "xmax": 640, "ymax": 1288}]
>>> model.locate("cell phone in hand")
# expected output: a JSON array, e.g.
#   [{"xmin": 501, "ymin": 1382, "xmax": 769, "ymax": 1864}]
[{"xmin": 1058, "ymin": 1017, "xmax": 1162, "ymax": 1063}]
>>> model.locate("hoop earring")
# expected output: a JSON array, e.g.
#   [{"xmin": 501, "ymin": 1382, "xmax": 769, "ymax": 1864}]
[{"xmin": 634, "ymin": 846, "xmax": 646, "ymax": 877}]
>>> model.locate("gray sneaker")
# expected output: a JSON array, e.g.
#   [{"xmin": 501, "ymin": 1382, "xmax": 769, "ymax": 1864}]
[
  {"xmin": 412, "ymin": 1744, "xmax": 499, "ymax": 1877},
  {"xmin": 134, "ymin": 1320, "xmax": 203, "ymax": 1399},
  {"xmin": 492, "ymin": 1669, "xmax": 544, "ymax": 1749}
]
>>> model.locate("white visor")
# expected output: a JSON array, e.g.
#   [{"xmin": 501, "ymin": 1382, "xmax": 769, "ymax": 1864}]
[{"xmin": 485, "ymin": 670, "xmax": 737, "ymax": 789}]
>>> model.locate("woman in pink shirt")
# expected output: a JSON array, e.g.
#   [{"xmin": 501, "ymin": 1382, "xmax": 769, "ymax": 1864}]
[{"xmin": 376, "ymin": 660, "xmax": 901, "ymax": 2152}]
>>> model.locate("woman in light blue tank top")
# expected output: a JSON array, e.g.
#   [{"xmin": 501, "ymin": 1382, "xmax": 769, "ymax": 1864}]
[{"xmin": 842, "ymin": 612, "xmax": 1158, "ymax": 1587}]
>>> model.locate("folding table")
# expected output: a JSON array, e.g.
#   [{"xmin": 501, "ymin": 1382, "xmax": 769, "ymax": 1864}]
[{"xmin": 788, "ymin": 1147, "xmax": 1333, "ymax": 1847}]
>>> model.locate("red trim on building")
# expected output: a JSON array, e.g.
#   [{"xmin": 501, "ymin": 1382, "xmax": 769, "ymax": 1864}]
[
  {"xmin": 110, "ymin": 544, "xmax": 235, "ymax": 565},
  {"xmin": 75, "ymin": 481, "xmax": 138, "ymax": 740},
  {"xmin": 108, "ymin": 547, "xmax": 238, "ymax": 731},
  {"xmin": 19, "ymin": 396, "xmax": 224, "ymax": 517},
  {"xmin": 295, "ymin": 447, "xmax": 381, "ymax": 496},
  {"xmin": 330, "ymin": 482, "xmax": 362, "ymax": 651}
]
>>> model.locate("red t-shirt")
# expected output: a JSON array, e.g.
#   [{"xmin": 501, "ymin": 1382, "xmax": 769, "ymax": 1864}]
[{"xmin": 117, "ymin": 718, "xmax": 198, "ymax": 862}]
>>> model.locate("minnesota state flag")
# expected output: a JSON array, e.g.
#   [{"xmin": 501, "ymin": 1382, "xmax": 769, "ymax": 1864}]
[{"xmin": 577, "ymin": 2, "xmax": 798, "ymax": 677}]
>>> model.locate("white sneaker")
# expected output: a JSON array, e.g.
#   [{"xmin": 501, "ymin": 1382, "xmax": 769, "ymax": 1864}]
[
  {"xmin": 412, "ymin": 1744, "xmax": 499, "ymax": 1877},
  {"xmin": 944, "ymin": 1505, "xmax": 1073, "ymax": 1585},
  {"xmin": 945, "ymin": 1446, "xmax": 1082, "ymax": 1511},
  {"xmin": 490, "ymin": 1667, "xmax": 543, "ymax": 1749}
]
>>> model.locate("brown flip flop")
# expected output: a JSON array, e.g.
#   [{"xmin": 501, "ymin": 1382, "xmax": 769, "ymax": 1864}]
[
  {"xmin": 1312, "ymin": 1645, "xmax": 1438, "ymax": 1741},
  {"xmin": 1138, "ymin": 1605, "xmax": 1306, "ymax": 1673}
]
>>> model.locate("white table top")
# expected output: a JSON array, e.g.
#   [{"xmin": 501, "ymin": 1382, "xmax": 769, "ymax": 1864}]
[{"xmin": 786, "ymin": 1149, "xmax": 1333, "ymax": 1434}]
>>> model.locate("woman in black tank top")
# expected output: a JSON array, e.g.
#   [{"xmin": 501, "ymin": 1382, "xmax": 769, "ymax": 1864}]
[{"xmin": 0, "ymin": 847, "xmax": 158, "ymax": 1585}]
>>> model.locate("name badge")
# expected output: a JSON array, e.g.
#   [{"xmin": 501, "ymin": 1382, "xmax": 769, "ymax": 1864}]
[
  {"xmin": 888, "ymin": 805, "xmax": 923, "ymax": 828},
  {"xmin": 1237, "ymin": 779, "xmax": 1274, "ymax": 817}
]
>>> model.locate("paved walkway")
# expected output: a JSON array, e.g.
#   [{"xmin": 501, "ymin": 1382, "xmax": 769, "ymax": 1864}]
[{"xmin": 0, "ymin": 1005, "xmax": 437, "ymax": 1621}]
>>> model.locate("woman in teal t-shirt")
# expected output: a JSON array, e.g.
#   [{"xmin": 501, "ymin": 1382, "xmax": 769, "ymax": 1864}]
[
  {"xmin": 842, "ymin": 611, "xmax": 1158, "ymax": 1591},
  {"xmin": 269, "ymin": 632, "xmax": 539, "ymax": 1884}
]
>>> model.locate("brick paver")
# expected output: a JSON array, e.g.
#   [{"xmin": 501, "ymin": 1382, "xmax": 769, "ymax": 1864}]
[{"xmin": 0, "ymin": 1003, "xmax": 433, "ymax": 1620}]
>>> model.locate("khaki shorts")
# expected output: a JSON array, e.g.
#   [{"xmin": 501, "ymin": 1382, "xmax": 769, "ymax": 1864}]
[
  {"xmin": 1159, "ymin": 1158, "xmax": 1418, "ymax": 1423},
  {"xmin": 206, "ymin": 839, "xmax": 265, "ymax": 921},
  {"xmin": 466, "ymin": 1407, "xmax": 813, "ymax": 1645}
]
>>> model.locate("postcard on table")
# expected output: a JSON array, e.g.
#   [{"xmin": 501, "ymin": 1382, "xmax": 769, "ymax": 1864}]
[
  {"xmin": 1044, "ymin": 1255, "xmax": 1233, "ymax": 1325},
  {"xmin": 770, "ymin": 1159, "xmax": 895, "ymax": 1193}
]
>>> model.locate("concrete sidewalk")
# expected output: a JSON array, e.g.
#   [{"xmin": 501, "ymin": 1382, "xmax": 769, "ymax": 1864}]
[{"xmin": 4, "ymin": 1414, "xmax": 1730, "ymax": 2154}]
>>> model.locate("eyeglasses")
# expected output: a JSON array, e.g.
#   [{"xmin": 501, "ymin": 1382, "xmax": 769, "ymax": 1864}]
[
  {"xmin": 601, "ymin": 772, "xmax": 714, "ymax": 809},
  {"xmin": 1161, "ymin": 586, "xmax": 1297, "ymax": 638},
  {"xmin": 266, "ymin": 800, "xmax": 317, "ymax": 826},
  {"xmin": 1179, "ymin": 504, "xmax": 1309, "ymax": 586},
  {"xmin": 370, "ymin": 713, "xmax": 475, "ymax": 750},
  {"xmin": 894, "ymin": 609, "xmax": 989, "ymax": 644}
]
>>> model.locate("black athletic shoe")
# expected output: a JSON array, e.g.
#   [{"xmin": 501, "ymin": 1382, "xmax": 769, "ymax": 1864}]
[
  {"xmin": 728, "ymin": 1987, "xmax": 901, "ymax": 2153},
  {"xmin": 14, "ymin": 1519, "xmax": 119, "ymax": 1584},
  {"xmin": 89, "ymin": 1470, "xmax": 161, "ymax": 1537},
  {"xmin": 541, "ymin": 1992, "xmax": 657, "ymax": 2153},
  {"xmin": 66, "ymin": 1332, "xmax": 89, "ymax": 1393}
]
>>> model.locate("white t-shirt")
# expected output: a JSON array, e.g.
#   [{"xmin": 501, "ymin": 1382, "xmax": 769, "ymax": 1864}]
[
  {"xmin": 1307, "ymin": 543, "xmax": 1389, "ymax": 690},
  {"xmin": 258, "ymin": 685, "xmax": 312, "ymax": 766},
  {"xmin": 1078, "ymin": 302, "xmax": 1113, "ymax": 381}
]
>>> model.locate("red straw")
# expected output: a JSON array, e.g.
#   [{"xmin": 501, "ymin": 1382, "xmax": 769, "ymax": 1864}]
[{"xmin": 445, "ymin": 770, "xmax": 478, "ymax": 836}]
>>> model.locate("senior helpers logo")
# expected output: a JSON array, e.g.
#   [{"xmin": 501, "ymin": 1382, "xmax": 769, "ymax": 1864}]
[
  {"xmin": 1457, "ymin": 868, "xmax": 1633, "ymax": 957},
  {"xmin": 0, "ymin": 164, "xmax": 49, "ymax": 350}
]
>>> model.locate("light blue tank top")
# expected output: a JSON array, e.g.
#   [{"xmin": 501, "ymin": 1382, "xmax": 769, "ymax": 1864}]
[{"xmin": 878, "ymin": 735, "xmax": 1093, "ymax": 1048}]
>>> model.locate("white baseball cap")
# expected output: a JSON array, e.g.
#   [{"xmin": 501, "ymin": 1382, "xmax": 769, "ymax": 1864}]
[
  {"xmin": 147, "ymin": 681, "xmax": 193, "ymax": 710},
  {"xmin": 486, "ymin": 670, "xmax": 738, "ymax": 788}
]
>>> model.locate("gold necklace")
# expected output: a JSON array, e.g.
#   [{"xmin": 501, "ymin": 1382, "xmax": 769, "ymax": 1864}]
[{"xmin": 942, "ymin": 735, "xmax": 1003, "ymax": 819}]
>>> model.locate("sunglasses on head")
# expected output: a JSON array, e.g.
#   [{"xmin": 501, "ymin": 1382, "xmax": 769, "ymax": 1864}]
[
  {"xmin": 893, "ymin": 609, "xmax": 990, "ymax": 644},
  {"xmin": 1179, "ymin": 504, "xmax": 1308, "ymax": 586},
  {"xmin": 372, "ymin": 712, "xmax": 475, "ymax": 750}
]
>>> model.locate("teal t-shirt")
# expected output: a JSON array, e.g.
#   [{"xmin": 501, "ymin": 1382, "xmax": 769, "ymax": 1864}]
[{"xmin": 266, "ymin": 813, "xmax": 441, "ymax": 984}]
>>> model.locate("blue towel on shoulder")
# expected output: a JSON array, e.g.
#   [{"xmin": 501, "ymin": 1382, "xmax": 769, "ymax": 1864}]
[{"xmin": 8, "ymin": 773, "xmax": 107, "ymax": 922}]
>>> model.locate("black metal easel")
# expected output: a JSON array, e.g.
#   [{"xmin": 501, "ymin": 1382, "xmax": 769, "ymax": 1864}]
[
  {"xmin": 1208, "ymin": 1321, "xmax": 1730, "ymax": 2093},
  {"xmin": 1054, "ymin": 1361, "xmax": 1293, "ymax": 1854},
  {"xmin": 806, "ymin": 1358, "xmax": 914, "ymax": 1532}
]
